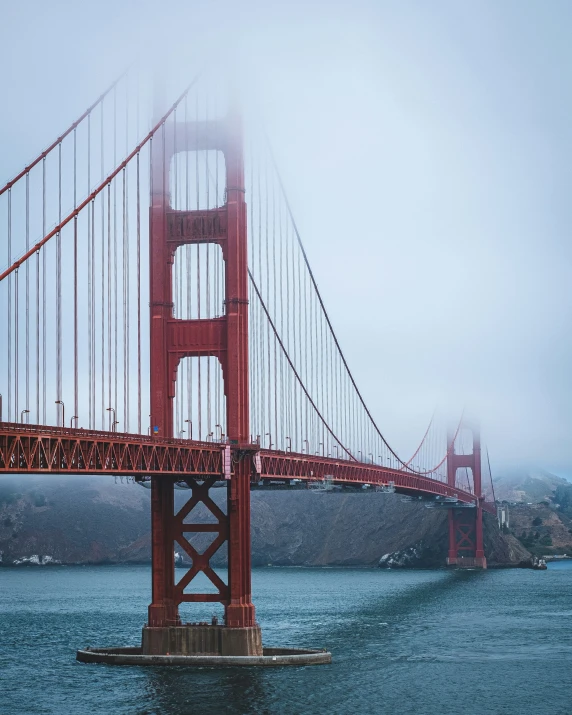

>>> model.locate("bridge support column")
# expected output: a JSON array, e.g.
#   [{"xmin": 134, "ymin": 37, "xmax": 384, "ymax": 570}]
[
  {"xmin": 447, "ymin": 507, "xmax": 486, "ymax": 569},
  {"xmin": 144, "ymin": 103, "xmax": 260, "ymax": 655},
  {"xmin": 446, "ymin": 420, "xmax": 487, "ymax": 569}
]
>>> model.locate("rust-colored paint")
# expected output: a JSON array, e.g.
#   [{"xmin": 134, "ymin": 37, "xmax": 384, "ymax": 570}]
[
  {"xmin": 446, "ymin": 420, "xmax": 487, "ymax": 567},
  {"xmin": 148, "ymin": 109, "xmax": 255, "ymax": 628}
]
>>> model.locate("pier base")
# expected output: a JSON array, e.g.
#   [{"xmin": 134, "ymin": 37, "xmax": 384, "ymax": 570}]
[
  {"xmin": 447, "ymin": 555, "xmax": 487, "ymax": 569},
  {"xmin": 77, "ymin": 623, "xmax": 331, "ymax": 667},
  {"xmin": 76, "ymin": 645, "xmax": 331, "ymax": 667},
  {"xmin": 141, "ymin": 624, "xmax": 263, "ymax": 656}
]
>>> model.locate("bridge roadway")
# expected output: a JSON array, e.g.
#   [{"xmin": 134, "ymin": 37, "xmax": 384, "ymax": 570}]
[{"xmin": 0, "ymin": 422, "xmax": 495, "ymax": 513}]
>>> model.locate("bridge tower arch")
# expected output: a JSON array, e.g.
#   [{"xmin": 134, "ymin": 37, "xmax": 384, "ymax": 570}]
[{"xmin": 446, "ymin": 420, "xmax": 487, "ymax": 569}]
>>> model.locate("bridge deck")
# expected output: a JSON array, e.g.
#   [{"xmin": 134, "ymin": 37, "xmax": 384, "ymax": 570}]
[{"xmin": 0, "ymin": 423, "xmax": 495, "ymax": 513}]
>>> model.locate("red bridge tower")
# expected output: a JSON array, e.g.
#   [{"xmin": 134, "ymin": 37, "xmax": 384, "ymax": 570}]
[
  {"xmin": 446, "ymin": 420, "xmax": 487, "ymax": 569},
  {"xmin": 144, "ymin": 108, "xmax": 261, "ymax": 656}
]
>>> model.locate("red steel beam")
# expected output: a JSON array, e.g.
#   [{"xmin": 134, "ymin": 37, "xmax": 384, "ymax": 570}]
[
  {"xmin": 0, "ymin": 423, "xmax": 495, "ymax": 514},
  {"xmin": 258, "ymin": 449, "xmax": 496, "ymax": 514},
  {"xmin": 0, "ymin": 423, "xmax": 223, "ymax": 477}
]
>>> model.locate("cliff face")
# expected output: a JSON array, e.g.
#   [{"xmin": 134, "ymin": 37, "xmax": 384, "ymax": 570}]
[{"xmin": 0, "ymin": 476, "xmax": 528, "ymax": 567}]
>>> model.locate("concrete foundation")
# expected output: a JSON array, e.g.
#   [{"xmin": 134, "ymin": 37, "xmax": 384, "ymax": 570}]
[
  {"xmin": 141, "ymin": 624, "xmax": 263, "ymax": 656},
  {"xmin": 76, "ymin": 646, "xmax": 332, "ymax": 667},
  {"xmin": 447, "ymin": 556, "xmax": 487, "ymax": 569}
]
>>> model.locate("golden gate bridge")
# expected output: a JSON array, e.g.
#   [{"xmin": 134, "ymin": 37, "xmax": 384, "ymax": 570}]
[{"xmin": 0, "ymin": 70, "xmax": 496, "ymax": 664}]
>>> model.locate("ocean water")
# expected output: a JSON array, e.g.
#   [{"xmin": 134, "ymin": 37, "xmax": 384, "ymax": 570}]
[{"xmin": 0, "ymin": 563, "xmax": 571, "ymax": 714}]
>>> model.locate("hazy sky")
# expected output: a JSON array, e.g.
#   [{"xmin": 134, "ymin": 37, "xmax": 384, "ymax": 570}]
[{"xmin": 1, "ymin": 1, "xmax": 571, "ymax": 475}]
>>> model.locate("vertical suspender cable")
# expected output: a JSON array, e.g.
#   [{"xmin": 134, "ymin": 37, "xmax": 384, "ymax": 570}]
[
  {"xmin": 136, "ymin": 152, "xmax": 141, "ymax": 433},
  {"xmin": 42, "ymin": 160, "xmax": 46, "ymax": 424},
  {"xmin": 205, "ymin": 96, "xmax": 211, "ymax": 439},
  {"xmin": 195, "ymin": 102, "xmax": 201, "ymax": 437},
  {"xmin": 123, "ymin": 167, "xmax": 127, "ymax": 432},
  {"xmin": 265, "ymin": 161, "xmax": 271, "ymax": 443},
  {"xmin": 215, "ymin": 110, "xmax": 221, "ymax": 432},
  {"xmin": 114, "ymin": 86, "xmax": 118, "ymax": 427},
  {"xmin": 35, "ymin": 220, "xmax": 40, "ymax": 423},
  {"xmin": 257, "ymin": 152, "xmax": 264, "ymax": 437},
  {"xmin": 56, "ymin": 141, "xmax": 62, "ymax": 425},
  {"xmin": 173, "ymin": 111, "xmax": 180, "ymax": 433},
  {"xmin": 185, "ymin": 98, "xmax": 192, "ymax": 431},
  {"xmin": 91, "ymin": 199, "xmax": 96, "ymax": 427},
  {"xmin": 87, "ymin": 116, "xmax": 92, "ymax": 428},
  {"xmin": 7, "ymin": 189, "xmax": 11, "ymax": 420},
  {"xmin": 25, "ymin": 172, "xmax": 29, "ymax": 421},
  {"xmin": 107, "ymin": 184, "xmax": 112, "ymax": 429},
  {"xmin": 101, "ymin": 101, "xmax": 106, "ymax": 428},
  {"xmin": 15, "ymin": 261, "xmax": 18, "ymax": 420},
  {"xmin": 272, "ymin": 182, "xmax": 278, "ymax": 448},
  {"xmin": 136, "ymin": 87, "xmax": 142, "ymax": 434},
  {"xmin": 73, "ymin": 129, "xmax": 78, "ymax": 424},
  {"xmin": 123, "ymin": 82, "xmax": 131, "ymax": 432}
]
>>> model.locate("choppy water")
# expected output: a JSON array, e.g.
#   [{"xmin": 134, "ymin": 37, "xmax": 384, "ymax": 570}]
[{"xmin": 0, "ymin": 563, "xmax": 571, "ymax": 714}]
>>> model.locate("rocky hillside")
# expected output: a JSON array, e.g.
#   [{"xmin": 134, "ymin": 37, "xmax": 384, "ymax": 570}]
[
  {"xmin": 0, "ymin": 475, "xmax": 529, "ymax": 568},
  {"xmin": 493, "ymin": 467, "xmax": 569, "ymax": 503},
  {"xmin": 507, "ymin": 503, "xmax": 572, "ymax": 556},
  {"xmin": 491, "ymin": 467, "xmax": 572, "ymax": 557}
]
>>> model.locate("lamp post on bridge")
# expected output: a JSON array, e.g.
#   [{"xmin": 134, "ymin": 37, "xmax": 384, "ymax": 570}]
[
  {"xmin": 71, "ymin": 416, "xmax": 78, "ymax": 428},
  {"xmin": 319, "ymin": 442, "xmax": 324, "ymax": 456},
  {"xmin": 303, "ymin": 439, "xmax": 309, "ymax": 454},
  {"xmin": 21, "ymin": 409, "xmax": 29, "ymax": 423},
  {"xmin": 106, "ymin": 408, "xmax": 116, "ymax": 432},
  {"xmin": 333, "ymin": 445, "xmax": 339, "ymax": 458},
  {"xmin": 184, "ymin": 419, "xmax": 192, "ymax": 439},
  {"xmin": 55, "ymin": 400, "xmax": 64, "ymax": 428},
  {"xmin": 368, "ymin": 453, "xmax": 373, "ymax": 464},
  {"xmin": 216, "ymin": 424, "xmax": 223, "ymax": 442},
  {"xmin": 265, "ymin": 432, "xmax": 272, "ymax": 449},
  {"xmin": 285, "ymin": 436, "xmax": 291, "ymax": 452}
]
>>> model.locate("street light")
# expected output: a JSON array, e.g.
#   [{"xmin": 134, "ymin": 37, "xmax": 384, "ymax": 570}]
[
  {"xmin": 185, "ymin": 419, "xmax": 193, "ymax": 439},
  {"xmin": 333, "ymin": 445, "xmax": 339, "ymax": 458},
  {"xmin": 113, "ymin": 421, "xmax": 119, "ymax": 432},
  {"xmin": 303, "ymin": 439, "xmax": 309, "ymax": 454},
  {"xmin": 369, "ymin": 453, "xmax": 373, "ymax": 464},
  {"xmin": 106, "ymin": 407, "xmax": 116, "ymax": 432},
  {"xmin": 70, "ymin": 416, "xmax": 78, "ymax": 428},
  {"xmin": 285, "ymin": 436, "xmax": 292, "ymax": 452},
  {"xmin": 55, "ymin": 400, "xmax": 65, "ymax": 428},
  {"xmin": 215, "ymin": 424, "xmax": 223, "ymax": 441},
  {"xmin": 265, "ymin": 432, "xmax": 272, "ymax": 449},
  {"xmin": 206, "ymin": 432, "xmax": 213, "ymax": 442},
  {"xmin": 319, "ymin": 442, "xmax": 324, "ymax": 456},
  {"xmin": 179, "ymin": 429, "xmax": 186, "ymax": 438},
  {"xmin": 21, "ymin": 409, "xmax": 29, "ymax": 423}
]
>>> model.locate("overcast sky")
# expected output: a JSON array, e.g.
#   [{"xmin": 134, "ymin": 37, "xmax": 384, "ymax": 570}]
[{"xmin": 1, "ymin": 1, "xmax": 571, "ymax": 476}]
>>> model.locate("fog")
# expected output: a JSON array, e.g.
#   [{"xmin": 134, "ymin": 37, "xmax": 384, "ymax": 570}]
[{"xmin": 1, "ymin": 1, "xmax": 571, "ymax": 475}]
